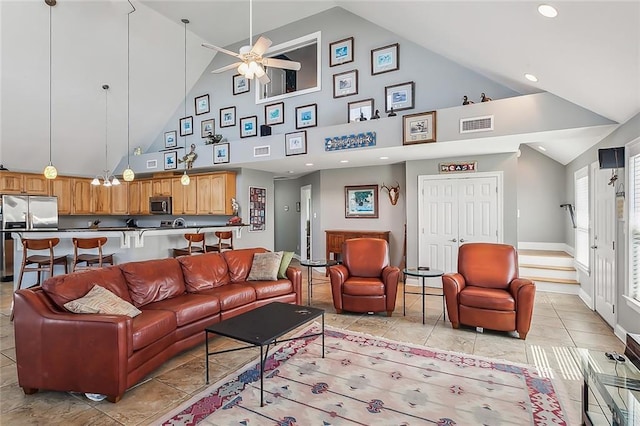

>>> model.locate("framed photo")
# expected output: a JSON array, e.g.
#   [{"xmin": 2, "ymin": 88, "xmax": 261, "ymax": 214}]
[
  {"xmin": 285, "ymin": 130, "xmax": 307, "ymax": 156},
  {"xmin": 194, "ymin": 94, "xmax": 210, "ymax": 115},
  {"xmin": 295, "ymin": 103, "xmax": 317, "ymax": 129},
  {"xmin": 233, "ymin": 74, "xmax": 250, "ymax": 95},
  {"xmin": 248, "ymin": 186, "xmax": 266, "ymax": 232},
  {"xmin": 213, "ymin": 143, "xmax": 230, "ymax": 164},
  {"xmin": 371, "ymin": 43, "xmax": 399, "ymax": 75},
  {"xmin": 385, "ymin": 81, "xmax": 415, "ymax": 112},
  {"xmin": 348, "ymin": 98, "xmax": 374, "ymax": 122},
  {"xmin": 179, "ymin": 116, "xmax": 193, "ymax": 136},
  {"xmin": 329, "ymin": 37, "xmax": 354, "ymax": 67},
  {"xmin": 239, "ymin": 115, "xmax": 258, "ymax": 138},
  {"xmin": 164, "ymin": 151, "xmax": 177, "ymax": 170},
  {"xmin": 201, "ymin": 119, "xmax": 215, "ymax": 138},
  {"xmin": 164, "ymin": 130, "xmax": 177, "ymax": 149},
  {"xmin": 333, "ymin": 69, "xmax": 358, "ymax": 98},
  {"xmin": 264, "ymin": 102, "xmax": 285, "ymax": 126},
  {"xmin": 344, "ymin": 184, "xmax": 379, "ymax": 219},
  {"xmin": 220, "ymin": 106, "xmax": 236, "ymax": 128},
  {"xmin": 403, "ymin": 111, "xmax": 437, "ymax": 145}
]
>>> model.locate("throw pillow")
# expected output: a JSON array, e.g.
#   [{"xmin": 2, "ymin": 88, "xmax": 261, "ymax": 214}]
[
  {"xmin": 277, "ymin": 251, "xmax": 295, "ymax": 279},
  {"xmin": 64, "ymin": 284, "xmax": 142, "ymax": 318},
  {"xmin": 247, "ymin": 251, "xmax": 283, "ymax": 281}
]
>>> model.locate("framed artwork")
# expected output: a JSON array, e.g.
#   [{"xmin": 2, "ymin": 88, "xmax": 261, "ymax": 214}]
[
  {"xmin": 329, "ymin": 37, "xmax": 354, "ymax": 67},
  {"xmin": 248, "ymin": 186, "xmax": 266, "ymax": 232},
  {"xmin": 371, "ymin": 43, "xmax": 399, "ymax": 75},
  {"xmin": 201, "ymin": 119, "xmax": 215, "ymax": 138},
  {"xmin": 233, "ymin": 74, "xmax": 250, "ymax": 95},
  {"xmin": 344, "ymin": 184, "xmax": 379, "ymax": 218},
  {"xmin": 164, "ymin": 130, "xmax": 177, "ymax": 148},
  {"xmin": 295, "ymin": 103, "xmax": 317, "ymax": 129},
  {"xmin": 264, "ymin": 102, "xmax": 284, "ymax": 126},
  {"xmin": 240, "ymin": 115, "xmax": 258, "ymax": 138},
  {"xmin": 348, "ymin": 98, "xmax": 374, "ymax": 122},
  {"xmin": 164, "ymin": 151, "xmax": 177, "ymax": 170},
  {"xmin": 179, "ymin": 116, "xmax": 193, "ymax": 136},
  {"xmin": 213, "ymin": 143, "xmax": 230, "ymax": 164},
  {"xmin": 385, "ymin": 81, "xmax": 415, "ymax": 112},
  {"xmin": 403, "ymin": 111, "xmax": 437, "ymax": 145},
  {"xmin": 285, "ymin": 130, "xmax": 307, "ymax": 156},
  {"xmin": 220, "ymin": 106, "xmax": 236, "ymax": 127},
  {"xmin": 195, "ymin": 94, "xmax": 210, "ymax": 115},
  {"xmin": 333, "ymin": 69, "xmax": 358, "ymax": 98}
]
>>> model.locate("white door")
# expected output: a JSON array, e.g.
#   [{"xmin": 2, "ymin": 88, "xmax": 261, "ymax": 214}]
[
  {"xmin": 300, "ymin": 185, "xmax": 312, "ymax": 261},
  {"xmin": 593, "ymin": 166, "xmax": 616, "ymax": 326}
]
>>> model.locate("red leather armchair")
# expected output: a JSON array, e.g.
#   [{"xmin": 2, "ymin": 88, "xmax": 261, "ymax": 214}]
[
  {"xmin": 328, "ymin": 238, "xmax": 400, "ymax": 316},
  {"xmin": 442, "ymin": 243, "xmax": 535, "ymax": 339}
]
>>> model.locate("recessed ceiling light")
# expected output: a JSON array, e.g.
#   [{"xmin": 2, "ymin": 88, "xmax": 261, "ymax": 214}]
[
  {"xmin": 538, "ymin": 146, "xmax": 547, "ymax": 151},
  {"xmin": 538, "ymin": 4, "xmax": 558, "ymax": 18},
  {"xmin": 525, "ymin": 73, "xmax": 539, "ymax": 82},
  {"xmin": 340, "ymin": 160, "xmax": 349, "ymax": 163},
  {"xmin": 288, "ymin": 170, "xmax": 294, "ymax": 174},
  {"xmin": 379, "ymin": 156, "xmax": 389, "ymax": 160},
  {"xmin": 305, "ymin": 163, "xmax": 313, "ymax": 166}
]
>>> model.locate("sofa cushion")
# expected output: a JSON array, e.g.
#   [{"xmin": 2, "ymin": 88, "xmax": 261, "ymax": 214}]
[
  {"xmin": 278, "ymin": 251, "xmax": 295, "ymax": 279},
  {"xmin": 460, "ymin": 286, "xmax": 515, "ymax": 311},
  {"xmin": 142, "ymin": 294, "xmax": 221, "ymax": 327},
  {"xmin": 121, "ymin": 258, "xmax": 187, "ymax": 307},
  {"xmin": 223, "ymin": 248, "xmax": 268, "ymax": 282},
  {"xmin": 132, "ymin": 309, "xmax": 177, "ymax": 351},
  {"xmin": 42, "ymin": 266, "xmax": 132, "ymax": 311},
  {"xmin": 247, "ymin": 279, "xmax": 294, "ymax": 300},
  {"xmin": 199, "ymin": 283, "xmax": 256, "ymax": 311},
  {"xmin": 64, "ymin": 285, "xmax": 142, "ymax": 317},
  {"xmin": 177, "ymin": 252, "xmax": 230, "ymax": 292},
  {"xmin": 247, "ymin": 251, "xmax": 283, "ymax": 281},
  {"xmin": 343, "ymin": 278, "xmax": 385, "ymax": 296}
]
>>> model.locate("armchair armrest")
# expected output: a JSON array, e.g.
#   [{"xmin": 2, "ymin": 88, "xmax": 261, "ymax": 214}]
[
  {"xmin": 328, "ymin": 264, "xmax": 349, "ymax": 311},
  {"xmin": 509, "ymin": 278, "xmax": 536, "ymax": 337},
  {"xmin": 286, "ymin": 266, "xmax": 303, "ymax": 305},
  {"xmin": 442, "ymin": 273, "xmax": 466, "ymax": 326},
  {"xmin": 382, "ymin": 266, "xmax": 400, "ymax": 312}
]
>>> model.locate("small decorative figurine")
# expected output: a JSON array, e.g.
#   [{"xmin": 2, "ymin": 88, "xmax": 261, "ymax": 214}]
[
  {"xmin": 481, "ymin": 93, "xmax": 492, "ymax": 102},
  {"xmin": 204, "ymin": 133, "xmax": 223, "ymax": 145},
  {"xmin": 387, "ymin": 107, "xmax": 397, "ymax": 117},
  {"xmin": 359, "ymin": 111, "xmax": 367, "ymax": 121},
  {"xmin": 371, "ymin": 109, "xmax": 380, "ymax": 119},
  {"xmin": 178, "ymin": 143, "xmax": 198, "ymax": 169},
  {"xmin": 462, "ymin": 95, "xmax": 474, "ymax": 105}
]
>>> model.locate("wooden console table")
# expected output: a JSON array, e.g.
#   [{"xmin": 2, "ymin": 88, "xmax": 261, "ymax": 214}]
[{"xmin": 325, "ymin": 230, "xmax": 390, "ymax": 262}]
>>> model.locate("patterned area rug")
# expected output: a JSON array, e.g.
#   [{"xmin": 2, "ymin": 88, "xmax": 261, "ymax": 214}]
[{"xmin": 161, "ymin": 325, "xmax": 570, "ymax": 425}]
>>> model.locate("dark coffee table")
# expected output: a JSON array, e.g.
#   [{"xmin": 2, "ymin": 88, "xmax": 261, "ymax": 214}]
[{"xmin": 204, "ymin": 302, "xmax": 325, "ymax": 406}]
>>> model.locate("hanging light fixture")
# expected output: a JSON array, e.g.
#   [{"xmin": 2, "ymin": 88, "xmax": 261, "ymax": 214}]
[
  {"xmin": 180, "ymin": 18, "xmax": 190, "ymax": 186},
  {"xmin": 122, "ymin": 0, "xmax": 136, "ymax": 182},
  {"xmin": 92, "ymin": 84, "xmax": 120, "ymax": 187},
  {"xmin": 43, "ymin": 0, "xmax": 58, "ymax": 180}
]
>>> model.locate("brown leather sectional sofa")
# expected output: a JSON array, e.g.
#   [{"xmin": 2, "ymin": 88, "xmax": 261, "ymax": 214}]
[{"xmin": 12, "ymin": 248, "xmax": 302, "ymax": 403}]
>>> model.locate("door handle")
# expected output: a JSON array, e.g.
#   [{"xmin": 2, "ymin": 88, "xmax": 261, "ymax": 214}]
[
  {"xmin": 591, "ymin": 245, "xmax": 598, "ymax": 249},
  {"xmin": 449, "ymin": 238, "xmax": 457, "ymax": 242},
  {"xmin": 460, "ymin": 238, "xmax": 466, "ymax": 243}
]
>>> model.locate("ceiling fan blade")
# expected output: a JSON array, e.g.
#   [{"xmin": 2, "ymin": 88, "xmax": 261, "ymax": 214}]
[
  {"xmin": 201, "ymin": 42, "xmax": 241, "ymax": 59},
  {"xmin": 211, "ymin": 62, "xmax": 243, "ymax": 74},
  {"xmin": 261, "ymin": 57, "xmax": 301, "ymax": 71},
  {"xmin": 250, "ymin": 36, "xmax": 272, "ymax": 57},
  {"xmin": 257, "ymin": 71, "xmax": 271, "ymax": 85}
]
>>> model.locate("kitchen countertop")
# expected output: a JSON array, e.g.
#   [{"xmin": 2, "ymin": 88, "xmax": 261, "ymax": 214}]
[{"xmin": 1, "ymin": 224, "xmax": 248, "ymax": 233}]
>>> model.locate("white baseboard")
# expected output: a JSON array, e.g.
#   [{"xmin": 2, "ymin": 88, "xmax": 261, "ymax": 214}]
[
  {"xmin": 518, "ymin": 242, "xmax": 572, "ymax": 253},
  {"xmin": 614, "ymin": 324, "xmax": 627, "ymax": 344},
  {"xmin": 579, "ymin": 288, "xmax": 593, "ymax": 309}
]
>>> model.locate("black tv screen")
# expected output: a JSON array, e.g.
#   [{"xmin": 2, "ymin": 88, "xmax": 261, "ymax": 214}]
[{"xmin": 598, "ymin": 147, "xmax": 625, "ymax": 169}]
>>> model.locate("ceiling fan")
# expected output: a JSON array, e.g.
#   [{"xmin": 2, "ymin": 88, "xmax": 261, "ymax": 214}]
[{"xmin": 201, "ymin": 0, "xmax": 301, "ymax": 85}]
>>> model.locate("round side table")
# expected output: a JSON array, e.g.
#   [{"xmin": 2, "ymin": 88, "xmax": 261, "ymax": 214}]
[
  {"xmin": 403, "ymin": 267, "xmax": 445, "ymax": 324},
  {"xmin": 300, "ymin": 259, "xmax": 339, "ymax": 305}
]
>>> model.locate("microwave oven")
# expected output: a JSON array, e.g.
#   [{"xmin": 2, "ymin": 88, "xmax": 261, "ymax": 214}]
[{"xmin": 149, "ymin": 196, "xmax": 172, "ymax": 215}]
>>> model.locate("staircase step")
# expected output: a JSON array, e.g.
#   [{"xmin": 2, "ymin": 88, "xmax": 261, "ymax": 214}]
[
  {"xmin": 518, "ymin": 249, "xmax": 572, "ymax": 258},
  {"xmin": 520, "ymin": 263, "xmax": 576, "ymax": 272},
  {"xmin": 520, "ymin": 266, "xmax": 576, "ymax": 281},
  {"xmin": 523, "ymin": 275, "xmax": 580, "ymax": 285}
]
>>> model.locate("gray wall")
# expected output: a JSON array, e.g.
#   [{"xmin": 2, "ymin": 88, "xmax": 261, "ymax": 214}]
[
  {"xmin": 274, "ymin": 178, "xmax": 301, "ymax": 253},
  {"xmin": 235, "ymin": 168, "xmax": 275, "ymax": 250}
]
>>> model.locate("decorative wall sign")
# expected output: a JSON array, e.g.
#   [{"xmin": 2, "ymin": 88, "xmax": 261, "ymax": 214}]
[
  {"xmin": 439, "ymin": 161, "xmax": 478, "ymax": 173},
  {"xmin": 345, "ymin": 184, "xmax": 379, "ymax": 218},
  {"xmin": 249, "ymin": 186, "xmax": 266, "ymax": 232},
  {"xmin": 325, "ymin": 132, "xmax": 376, "ymax": 151}
]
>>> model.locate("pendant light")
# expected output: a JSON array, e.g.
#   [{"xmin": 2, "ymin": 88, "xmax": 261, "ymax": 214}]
[
  {"xmin": 92, "ymin": 85, "xmax": 120, "ymax": 187},
  {"xmin": 43, "ymin": 0, "xmax": 58, "ymax": 180},
  {"xmin": 180, "ymin": 18, "xmax": 190, "ymax": 186},
  {"xmin": 122, "ymin": 0, "xmax": 136, "ymax": 182}
]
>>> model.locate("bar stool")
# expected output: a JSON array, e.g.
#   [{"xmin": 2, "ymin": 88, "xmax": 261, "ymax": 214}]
[
  {"xmin": 16, "ymin": 237, "xmax": 68, "ymax": 290},
  {"xmin": 206, "ymin": 231, "xmax": 234, "ymax": 253},
  {"xmin": 173, "ymin": 233, "xmax": 206, "ymax": 257},
  {"xmin": 72, "ymin": 237, "xmax": 114, "ymax": 272}
]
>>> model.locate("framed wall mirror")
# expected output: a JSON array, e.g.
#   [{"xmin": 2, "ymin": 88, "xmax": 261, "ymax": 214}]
[{"xmin": 256, "ymin": 31, "xmax": 322, "ymax": 105}]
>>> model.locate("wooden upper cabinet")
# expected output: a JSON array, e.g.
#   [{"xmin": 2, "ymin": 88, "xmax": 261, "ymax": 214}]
[
  {"xmin": 152, "ymin": 178, "xmax": 172, "ymax": 197},
  {"xmin": 196, "ymin": 172, "xmax": 236, "ymax": 215},
  {"xmin": 171, "ymin": 178, "xmax": 197, "ymax": 215},
  {"xmin": 24, "ymin": 174, "xmax": 49, "ymax": 195},
  {"xmin": 71, "ymin": 178, "xmax": 92, "ymax": 215},
  {"xmin": 92, "ymin": 184, "xmax": 111, "ymax": 214},
  {"xmin": 111, "ymin": 183, "xmax": 128, "ymax": 215},
  {"xmin": 49, "ymin": 176, "xmax": 72, "ymax": 215},
  {"xmin": 0, "ymin": 172, "xmax": 49, "ymax": 195}
]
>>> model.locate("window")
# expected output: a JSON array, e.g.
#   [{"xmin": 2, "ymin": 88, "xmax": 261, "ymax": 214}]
[
  {"xmin": 629, "ymin": 142, "xmax": 640, "ymax": 302},
  {"xmin": 575, "ymin": 167, "xmax": 590, "ymax": 271}
]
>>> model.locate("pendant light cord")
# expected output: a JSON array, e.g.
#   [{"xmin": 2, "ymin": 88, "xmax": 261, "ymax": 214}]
[
  {"xmin": 249, "ymin": 0, "xmax": 252, "ymax": 46},
  {"xmin": 183, "ymin": 18, "xmax": 188, "ymax": 172},
  {"xmin": 104, "ymin": 85, "xmax": 109, "ymax": 172},
  {"xmin": 127, "ymin": 0, "xmax": 135, "ymax": 168},
  {"xmin": 48, "ymin": 4, "xmax": 53, "ymax": 165}
]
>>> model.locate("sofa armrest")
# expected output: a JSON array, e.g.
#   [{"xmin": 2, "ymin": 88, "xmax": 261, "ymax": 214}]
[
  {"xmin": 382, "ymin": 266, "xmax": 400, "ymax": 312},
  {"xmin": 328, "ymin": 264, "xmax": 349, "ymax": 311},
  {"xmin": 285, "ymin": 266, "xmax": 303, "ymax": 305},
  {"xmin": 509, "ymin": 278, "xmax": 536, "ymax": 335},
  {"xmin": 442, "ymin": 273, "xmax": 466, "ymax": 325}
]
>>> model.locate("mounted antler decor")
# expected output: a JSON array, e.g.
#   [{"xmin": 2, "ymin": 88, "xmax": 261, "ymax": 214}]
[{"xmin": 381, "ymin": 182, "xmax": 400, "ymax": 205}]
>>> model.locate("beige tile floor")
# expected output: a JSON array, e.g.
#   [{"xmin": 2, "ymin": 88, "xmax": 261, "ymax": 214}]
[{"xmin": 0, "ymin": 262, "xmax": 627, "ymax": 425}]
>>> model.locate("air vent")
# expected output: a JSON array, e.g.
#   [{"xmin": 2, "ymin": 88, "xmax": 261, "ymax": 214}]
[
  {"xmin": 460, "ymin": 115, "xmax": 494, "ymax": 133},
  {"xmin": 253, "ymin": 145, "xmax": 271, "ymax": 157}
]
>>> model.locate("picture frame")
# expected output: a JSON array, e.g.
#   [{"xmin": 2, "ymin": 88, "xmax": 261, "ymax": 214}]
[
  {"xmin": 295, "ymin": 103, "xmax": 317, "ymax": 129},
  {"xmin": 179, "ymin": 116, "xmax": 193, "ymax": 136},
  {"xmin": 264, "ymin": 101, "xmax": 284, "ymax": 126},
  {"xmin": 219, "ymin": 106, "xmax": 236, "ymax": 128},
  {"xmin": 344, "ymin": 184, "xmax": 379, "ymax": 219},
  {"xmin": 239, "ymin": 115, "xmax": 258, "ymax": 138},
  {"xmin": 348, "ymin": 98, "xmax": 374, "ymax": 122},
  {"xmin": 164, "ymin": 151, "xmax": 177, "ymax": 170},
  {"xmin": 333, "ymin": 69, "xmax": 358, "ymax": 98},
  {"xmin": 385, "ymin": 81, "xmax": 415, "ymax": 112},
  {"xmin": 248, "ymin": 186, "xmax": 266, "ymax": 232},
  {"xmin": 164, "ymin": 130, "xmax": 177, "ymax": 149},
  {"xmin": 233, "ymin": 74, "xmax": 250, "ymax": 95},
  {"xmin": 194, "ymin": 94, "xmax": 210, "ymax": 115},
  {"xmin": 371, "ymin": 43, "xmax": 399, "ymax": 75},
  {"xmin": 329, "ymin": 36, "xmax": 354, "ymax": 67},
  {"xmin": 285, "ymin": 130, "xmax": 307, "ymax": 156},
  {"xmin": 403, "ymin": 111, "xmax": 437, "ymax": 145},
  {"xmin": 201, "ymin": 119, "xmax": 215, "ymax": 138},
  {"xmin": 213, "ymin": 143, "xmax": 230, "ymax": 164}
]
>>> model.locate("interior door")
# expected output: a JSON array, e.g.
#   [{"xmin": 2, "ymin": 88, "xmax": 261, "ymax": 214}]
[
  {"xmin": 593, "ymin": 166, "xmax": 616, "ymax": 326},
  {"xmin": 300, "ymin": 185, "xmax": 312, "ymax": 261}
]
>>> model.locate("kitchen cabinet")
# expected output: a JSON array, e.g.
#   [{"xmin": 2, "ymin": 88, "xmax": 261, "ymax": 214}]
[
  {"xmin": 128, "ymin": 180, "xmax": 152, "ymax": 215},
  {"xmin": 0, "ymin": 172, "xmax": 49, "ymax": 195},
  {"xmin": 172, "ymin": 178, "xmax": 197, "ymax": 215},
  {"xmin": 111, "ymin": 183, "xmax": 129, "ymax": 215},
  {"xmin": 49, "ymin": 176, "xmax": 72, "ymax": 215},
  {"xmin": 196, "ymin": 172, "xmax": 236, "ymax": 215},
  {"xmin": 71, "ymin": 178, "xmax": 92, "ymax": 215},
  {"xmin": 152, "ymin": 178, "xmax": 172, "ymax": 197},
  {"xmin": 92, "ymin": 184, "xmax": 111, "ymax": 215}
]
